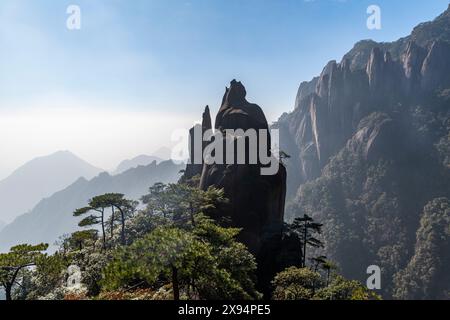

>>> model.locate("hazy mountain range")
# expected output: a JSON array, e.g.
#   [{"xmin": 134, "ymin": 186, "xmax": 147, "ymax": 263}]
[
  {"xmin": 1, "ymin": 5, "xmax": 449, "ymax": 301},
  {"xmin": 0, "ymin": 151, "xmax": 103, "ymax": 224},
  {"xmin": 113, "ymin": 154, "xmax": 164, "ymax": 175}
]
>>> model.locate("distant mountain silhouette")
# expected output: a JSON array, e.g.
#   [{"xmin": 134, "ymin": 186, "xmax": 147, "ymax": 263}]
[
  {"xmin": 0, "ymin": 151, "xmax": 103, "ymax": 223},
  {"xmin": 0, "ymin": 160, "xmax": 183, "ymax": 252},
  {"xmin": 113, "ymin": 155, "xmax": 163, "ymax": 174},
  {"xmin": 0, "ymin": 220, "xmax": 5, "ymax": 233}
]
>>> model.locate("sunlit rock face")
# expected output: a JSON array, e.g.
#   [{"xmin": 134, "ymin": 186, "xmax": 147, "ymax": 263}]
[{"xmin": 276, "ymin": 10, "xmax": 450, "ymax": 198}]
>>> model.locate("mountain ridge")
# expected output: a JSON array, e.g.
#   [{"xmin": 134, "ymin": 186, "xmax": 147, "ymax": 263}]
[
  {"xmin": 0, "ymin": 160, "xmax": 183, "ymax": 252},
  {"xmin": 0, "ymin": 150, "xmax": 103, "ymax": 223}
]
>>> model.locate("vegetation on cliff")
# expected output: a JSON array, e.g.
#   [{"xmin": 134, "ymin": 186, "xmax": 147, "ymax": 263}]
[{"xmin": 0, "ymin": 179, "xmax": 375, "ymax": 301}]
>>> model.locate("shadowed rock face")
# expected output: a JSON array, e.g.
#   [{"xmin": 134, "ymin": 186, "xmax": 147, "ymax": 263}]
[
  {"xmin": 346, "ymin": 113, "xmax": 398, "ymax": 162},
  {"xmin": 215, "ymin": 80, "xmax": 269, "ymax": 132},
  {"xmin": 186, "ymin": 80, "xmax": 296, "ymax": 295},
  {"xmin": 199, "ymin": 80, "xmax": 285, "ymax": 253},
  {"xmin": 184, "ymin": 106, "xmax": 212, "ymax": 179}
]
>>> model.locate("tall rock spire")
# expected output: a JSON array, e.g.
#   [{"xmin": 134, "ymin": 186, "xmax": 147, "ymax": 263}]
[
  {"xmin": 184, "ymin": 105, "xmax": 212, "ymax": 180},
  {"xmin": 197, "ymin": 80, "xmax": 295, "ymax": 297}
]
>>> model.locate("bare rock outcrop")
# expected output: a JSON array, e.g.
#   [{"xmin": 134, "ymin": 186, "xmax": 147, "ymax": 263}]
[
  {"xmin": 277, "ymin": 8, "xmax": 450, "ymax": 198},
  {"xmin": 199, "ymin": 80, "xmax": 286, "ymax": 255},
  {"xmin": 185, "ymin": 80, "xmax": 297, "ymax": 295}
]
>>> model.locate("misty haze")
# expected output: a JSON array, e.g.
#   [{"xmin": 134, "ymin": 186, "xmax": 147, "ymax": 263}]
[{"xmin": 0, "ymin": 0, "xmax": 449, "ymax": 306}]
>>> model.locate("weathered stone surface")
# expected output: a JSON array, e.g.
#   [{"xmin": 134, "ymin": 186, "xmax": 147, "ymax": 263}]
[
  {"xmin": 184, "ymin": 106, "xmax": 212, "ymax": 180},
  {"xmin": 186, "ymin": 80, "xmax": 291, "ymax": 295},
  {"xmin": 276, "ymin": 5, "xmax": 450, "ymax": 299},
  {"xmin": 295, "ymin": 77, "xmax": 319, "ymax": 110},
  {"xmin": 215, "ymin": 80, "xmax": 269, "ymax": 132},
  {"xmin": 277, "ymin": 8, "xmax": 450, "ymax": 198},
  {"xmin": 421, "ymin": 41, "xmax": 450, "ymax": 91}
]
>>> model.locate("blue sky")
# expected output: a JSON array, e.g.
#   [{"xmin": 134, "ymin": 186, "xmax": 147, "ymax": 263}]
[{"xmin": 0, "ymin": 0, "xmax": 449, "ymax": 176}]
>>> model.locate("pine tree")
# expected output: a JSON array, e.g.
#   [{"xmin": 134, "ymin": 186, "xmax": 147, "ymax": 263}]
[
  {"xmin": 291, "ymin": 214, "xmax": 324, "ymax": 268},
  {"xmin": 0, "ymin": 243, "xmax": 48, "ymax": 300}
]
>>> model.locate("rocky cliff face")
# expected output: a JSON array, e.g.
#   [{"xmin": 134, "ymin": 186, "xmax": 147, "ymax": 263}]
[
  {"xmin": 278, "ymin": 5, "xmax": 450, "ymax": 299},
  {"xmin": 186, "ymin": 80, "xmax": 298, "ymax": 295},
  {"xmin": 276, "ymin": 6, "xmax": 450, "ymax": 198},
  {"xmin": 0, "ymin": 160, "xmax": 184, "ymax": 253},
  {"xmin": 199, "ymin": 80, "xmax": 286, "ymax": 254},
  {"xmin": 184, "ymin": 106, "xmax": 212, "ymax": 179}
]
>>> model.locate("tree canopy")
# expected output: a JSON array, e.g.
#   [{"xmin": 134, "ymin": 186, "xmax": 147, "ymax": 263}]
[{"xmin": 0, "ymin": 243, "xmax": 48, "ymax": 300}]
